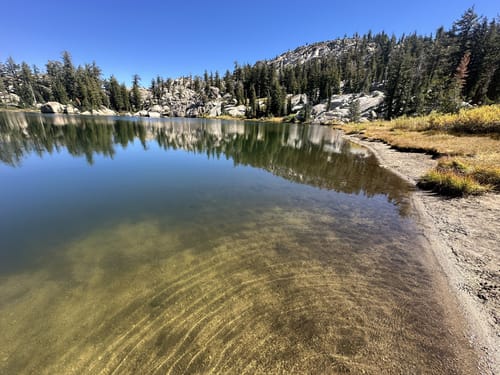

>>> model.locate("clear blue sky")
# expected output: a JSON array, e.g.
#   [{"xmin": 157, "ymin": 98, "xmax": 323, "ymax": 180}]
[{"xmin": 1, "ymin": 0, "xmax": 498, "ymax": 86}]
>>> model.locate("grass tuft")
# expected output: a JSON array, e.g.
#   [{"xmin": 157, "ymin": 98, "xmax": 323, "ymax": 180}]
[{"xmin": 418, "ymin": 157, "xmax": 497, "ymax": 196}]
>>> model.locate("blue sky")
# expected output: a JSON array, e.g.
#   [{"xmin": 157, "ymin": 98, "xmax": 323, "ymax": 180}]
[{"xmin": 1, "ymin": 0, "xmax": 498, "ymax": 86}]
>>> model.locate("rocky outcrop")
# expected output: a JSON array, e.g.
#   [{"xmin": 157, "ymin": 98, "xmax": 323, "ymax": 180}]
[
  {"xmin": 267, "ymin": 38, "xmax": 377, "ymax": 69},
  {"xmin": 41, "ymin": 102, "xmax": 65, "ymax": 114},
  {"xmin": 92, "ymin": 106, "xmax": 116, "ymax": 116},
  {"xmin": 0, "ymin": 92, "xmax": 20, "ymax": 106},
  {"xmin": 149, "ymin": 105, "xmax": 163, "ymax": 113},
  {"xmin": 290, "ymin": 94, "xmax": 308, "ymax": 112},
  {"xmin": 137, "ymin": 77, "xmax": 243, "ymax": 119},
  {"xmin": 37, "ymin": 89, "xmax": 384, "ymax": 124},
  {"xmin": 223, "ymin": 105, "xmax": 246, "ymax": 117},
  {"xmin": 43, "ymin": 103, "xmax": 114, "ymax": 116},
  {"xmin": 64, "ymin": 105, "xmax": 79, "ymax": 114},
  {"xmin": 311, "ymin": 91, "xmax": 385, "ymax": 124}
]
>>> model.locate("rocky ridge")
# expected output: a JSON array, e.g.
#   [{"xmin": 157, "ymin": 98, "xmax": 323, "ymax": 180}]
[
  {"xmin": 30, "ymin": 85, "xmax": 385, "ymax": 124},
  {"xmin": 134, "ymin": 82, "xmax": 384, "ymax": 124},
  {"xmin": 267, "ymin": 38, "xmax": 377, "ymax": 68}
]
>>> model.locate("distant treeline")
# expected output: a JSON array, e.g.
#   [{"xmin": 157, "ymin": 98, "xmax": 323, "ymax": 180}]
[{"xmin": 1, "ymin": 8, "xmax": 498, "ymax": 118}]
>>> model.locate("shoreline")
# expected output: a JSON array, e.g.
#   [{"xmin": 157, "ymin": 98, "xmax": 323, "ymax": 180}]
[{"xmin": 345, "ymin": 134, "xmax": 499, "ymax": 374}]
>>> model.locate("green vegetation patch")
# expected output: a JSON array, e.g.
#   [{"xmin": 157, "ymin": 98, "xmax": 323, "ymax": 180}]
[{"xmin": 418, "ymin": 158, "xmax": 497, "ymax": 196}]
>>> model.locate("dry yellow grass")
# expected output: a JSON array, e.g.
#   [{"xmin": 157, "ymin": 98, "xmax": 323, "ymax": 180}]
[
  {"xmin": 341, "ymin": 105, "xmax": 500, "ymax": 195},
  {"xmin": 364, "ymin": 105, "xmax": 500, "ymax": 133}
]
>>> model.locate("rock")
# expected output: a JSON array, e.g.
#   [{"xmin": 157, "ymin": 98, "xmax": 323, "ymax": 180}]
[
  {"xmin": 148, "ymin": 111, "xmax": 161, "ymax": 118},
  {"xmin": 291, "ymin": 94, "xmax": 307, "ymax": 107},
  {"xmin": 161, "ymin": 106, "xmax": 171, "ymax": 116},
  {"xmin": 224, "ymin": 105, "xmax": 246, "ymax": 117},
  {"xmin": 328, "ymin": 96, "xmax": 349, "ymax": 109},
  {"xmin": 357, "ymin": 91, "xmax": 385, "ymax": 114},
  {"xmin": 149, "ymin": 104, "xmax": 163, "ymax": 113},
  {"xmin": 92, "ymin": 106, "xmax": 116, "ymax": 116},
  {"xmin": 41, "ymin": 102, "xmax": 65, "ymax": 114},
  {"xmin": 209, "ymin": 86, "xmax": 220, "ymax": 99},
  {"xmin": 312, "ymin": 104, "xmax": 326, "ymax": 116},
  {"xmin": 308, "ymin": 91, "xmax": 385, "ymax": 124},
  {"xmin": 64, "ymin": 105, "xmax": 78, "ymax": 114},
  {"xmin": 203, "ymin": 100, "xmax": 223, "ymax": 117},
  {"xmin": 477, "ymin": 293, "xmax": 488, "ymax": 301},
  {"xmin": 172, "ymin": 108, "xmax": 186, "ymax": 117},
  {"xmin": 186, "ymin": 107, "xmax": 199, "ymax": 117},
  {"xmin": 208, "ymin": 104, "xmax": 222, "ymax": 117},
  {"xmin": 0, "ymin": 93, "xmax": 21, "ymax": 106},
  {"xmin": 137, "ymin": 110, "xmax": 149, "ymax": 117}
]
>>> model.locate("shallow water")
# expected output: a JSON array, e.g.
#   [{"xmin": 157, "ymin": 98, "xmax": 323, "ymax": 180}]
[{"xmin": 0, "ymin": 112, "xmax": 475, "ymax": 374}]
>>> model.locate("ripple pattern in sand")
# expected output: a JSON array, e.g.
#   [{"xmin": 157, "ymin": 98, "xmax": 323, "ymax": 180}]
[{"xmin": 0, "ymin": 208, "xmax": 475, "ymax": 374}]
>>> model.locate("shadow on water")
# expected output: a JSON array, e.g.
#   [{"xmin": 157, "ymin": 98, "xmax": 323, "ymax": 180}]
[{"xmin": 0, "ymin": 112, "xmax": 477, "ymax": 374}]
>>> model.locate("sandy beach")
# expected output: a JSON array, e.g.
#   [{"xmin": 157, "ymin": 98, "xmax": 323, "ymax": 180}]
[{"xmin": 346, "ymin": 134, "xmax": 499, "ymax": 374}]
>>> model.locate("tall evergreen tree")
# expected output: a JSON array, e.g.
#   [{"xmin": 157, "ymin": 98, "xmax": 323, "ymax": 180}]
[{"xmin": 130, "ymin": 74, "xmax": 142, "ymax": 111}]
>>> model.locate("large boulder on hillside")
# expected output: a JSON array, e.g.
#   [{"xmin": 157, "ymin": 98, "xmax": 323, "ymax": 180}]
[
  {"xmin": 92, "ymin": 106, "xmax": 116, "ymax": 116},
  {"xmin": 171, "ymin": 107, "xmax": 187, "ymax": 117},
  {"xmin": 328, "ymin": 96, "xmax": 350, "ymax": 109},
  {"xmin": 224, "ymin": 105, "xmax": 246, "ymax": 117},
  {"xmin": 291, "ymin": 94, "xmax": 307, "ymax": 107},
  {"xmin": 312, "ymin": 103, "xmax": 327, "ymax": 116},
  {"xmin": 0, "ymin": 93, "xmax": 20, "ymax": 106},
  {"xmin": 161, "ymin": 106, "xmax": 171, "ymax": 116},
  {"xmin": 357, "ymin": 91, "xmax": 385, "ymax": 113},
  {"xmin": 209, "ymin": 86, "xmax": 220, "ymax": 99},
  {"xmin": 208, "ymin": 104, "xmax": 222, "ymax": 117},
  {"xmin": 309, "ymin": 91, "xmax": 386, "ymax": 124},
  {"xmin": 41, "ymin": 102, "xmax": 65, "ymax": 113},
  {"xmin": 64, "ymin": 105, "xmax": 78, "ymax": 114},
  {"xmin": 186, "ymin": 107, "xmax": 200, "ymax": 117},
  {"xmin": 149, "ymin": 104, "xmax": 163, "ymax": 113}
]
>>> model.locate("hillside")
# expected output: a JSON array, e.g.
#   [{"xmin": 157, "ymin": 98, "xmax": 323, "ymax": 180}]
[{"xmin": 0, "ymin": 8, "xmax": 498, "ymax": 123}]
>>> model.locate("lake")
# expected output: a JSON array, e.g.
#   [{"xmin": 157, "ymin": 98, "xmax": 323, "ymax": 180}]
[{"xmin": 0, "ymin": 112, "xmax": 475, "ymax": 374}]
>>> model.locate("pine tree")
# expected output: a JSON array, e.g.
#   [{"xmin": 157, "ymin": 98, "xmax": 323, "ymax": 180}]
[
  {"xmin": 223, "ymin": 70, "xmax": 234, "ymax": 97},
  {"xmin": 348, "ymin": 98, "xmax": 361, "ymax": 122},
  {"xmin": 269, "ymin": 78, "xmax": 284, "ymax": 116},
  {"xmin": 19, "ymin": 62, "xmax": 36, "ymax": 106},
  {"xmin": 62, "ymin": 51, "xmax": 77, "ymax": 101},
  {"xmin": 246, "ymin": 84, "xmax": 257, "ymax": 118},
  {"xmin": 214, "ymin": 71, "xmax": 221, "ymax": 89},
  {"xmin": 121, "ymin": 83, "xmax": 130, "ymax": 111},
  {"xmin": 130, "ymin": 74, "xmax": 142, "ymax": 111},
  {"xmin": 204, "ymin": 70, "xmax": 210, "ymax": 95},
  {"xmin": 108, "ymin": 76, "xmax": 124, "ymax": 111}
]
